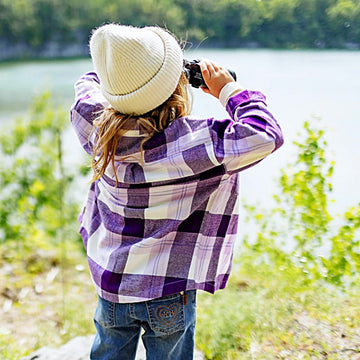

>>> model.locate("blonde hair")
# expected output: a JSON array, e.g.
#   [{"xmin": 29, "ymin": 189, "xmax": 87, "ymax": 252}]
[{"xmin": 91, "ymin": 72, "xmax": 190, "ymax": 184}]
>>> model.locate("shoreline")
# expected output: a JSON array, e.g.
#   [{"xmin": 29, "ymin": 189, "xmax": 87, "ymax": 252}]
[{"xmin": 0, "ymin": 40, "xmax": 359, "ymax": 62}]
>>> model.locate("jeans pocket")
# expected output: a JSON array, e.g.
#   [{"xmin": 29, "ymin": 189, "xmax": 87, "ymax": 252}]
[
  {"xmin": 94, "ymin": 295, "xmax": 116, "ymax": 328},
  {"xmin": 146, "ymin": 293, "xmax": 185, "ymax": 336}
]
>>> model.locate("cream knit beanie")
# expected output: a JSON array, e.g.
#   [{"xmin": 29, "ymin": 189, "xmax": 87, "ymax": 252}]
[{"xmin": 89, "ymin": 24, "xmax": 183, "ymax": 115}]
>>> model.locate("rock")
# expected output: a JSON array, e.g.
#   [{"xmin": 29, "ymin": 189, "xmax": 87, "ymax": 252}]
[
  {"xmin": 21, "ymin": 336, "xmax": 94, "ymax": 360},
  {"xmin": 21, "ymin": 335, "xmax": 204, "ymax": 360}
]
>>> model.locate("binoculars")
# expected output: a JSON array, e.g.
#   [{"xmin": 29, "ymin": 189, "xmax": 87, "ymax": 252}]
[{"xmin": 183, "ymin": 59, "xmax": 237, "ymax": 89}]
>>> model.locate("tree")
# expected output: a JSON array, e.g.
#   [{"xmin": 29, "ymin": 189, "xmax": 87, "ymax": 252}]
[{"xmin": 327, "ymin": 0, "xmax": 360, "ymax": 45}]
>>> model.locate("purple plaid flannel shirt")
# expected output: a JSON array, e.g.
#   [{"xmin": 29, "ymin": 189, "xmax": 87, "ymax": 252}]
[{"xmin": 70, "ymin": 72, "xmax": 283, "ymax": 303}]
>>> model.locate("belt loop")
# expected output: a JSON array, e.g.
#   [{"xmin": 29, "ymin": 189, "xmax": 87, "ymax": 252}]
[{"xmin": 181, "ymin": 291, "xmax": 188, "ymax": 306}]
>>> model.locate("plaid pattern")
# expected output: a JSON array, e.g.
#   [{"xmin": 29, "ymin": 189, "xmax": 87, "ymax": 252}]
[{"xmin": 70, "ymin": 72, "xmax": 283, "ymax": 303}]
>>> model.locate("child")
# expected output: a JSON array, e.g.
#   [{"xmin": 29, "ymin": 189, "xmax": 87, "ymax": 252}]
[{"xmin": 70, "ymin": 24, "xmax": 283, "ymax": 360}]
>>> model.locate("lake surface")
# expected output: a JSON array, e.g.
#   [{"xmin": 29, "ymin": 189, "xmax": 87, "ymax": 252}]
[{"xmin": 0, "ymin": 50, "xmax": 359, "ymax": 216}]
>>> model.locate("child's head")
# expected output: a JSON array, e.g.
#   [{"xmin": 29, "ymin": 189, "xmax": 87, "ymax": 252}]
[
  {"xmin": 89, "ymin": 24, "xmax": 190, "ymax": 184},
  {"xmin": 90, "ymin": 23, "xmax": 185, "ymax": 115}
]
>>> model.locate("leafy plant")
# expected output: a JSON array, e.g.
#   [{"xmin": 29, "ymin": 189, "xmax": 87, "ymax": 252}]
[
  {"xmin": 240, "ymin": 119, "xmax": 360, "ymax": 287},
  {"xmin": 196, "ymin": 119, "xmax": 360, "ymax": 359},
  {"xmin": 0, "ymin": 92, "xmax": 84, "ymax": 264},
  {"xmin": 325, "ymin": 205, "xmax": 360, "ymax": 284}
]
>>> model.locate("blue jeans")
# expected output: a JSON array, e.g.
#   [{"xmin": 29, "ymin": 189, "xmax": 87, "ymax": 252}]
[{"xmin": 90, "ymin": 290, "xmax": 197, "ymax": 360}]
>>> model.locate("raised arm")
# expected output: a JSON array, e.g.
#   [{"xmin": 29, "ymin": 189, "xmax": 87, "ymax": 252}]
[
  {"xmin": 200, "ymin": 59, "xmax": 283, "ymax": 173},
  {"xmin": 70, "ymin": 72, "xmax": 108, "ymax": 154}
]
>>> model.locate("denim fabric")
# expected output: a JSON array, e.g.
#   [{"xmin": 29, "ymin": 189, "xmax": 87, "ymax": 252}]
[{"xmin": 90, "ymin": 290, "xmax": 197, "ymax": 360}]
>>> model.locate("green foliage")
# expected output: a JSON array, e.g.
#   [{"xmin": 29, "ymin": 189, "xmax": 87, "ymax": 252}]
[
  {"xmin": 0, "ymin": 93, "xmax": 93, "ymax": 359},
  {"xmin": 196, "ymin": 119, "xmax": 360, "ymax": 359},
  {"xmin": 0, "ymin": 94, "xmax": 359, "ymax": 358},
  {"xmin": 0, "ymin": 334, "xmax": 23, "ymax": 360},
  {"xmin": 0, "ymin": 0, "xmax": 359, "ymax": 56},
  {"xmin": 0, "ymin": 92, "xmax": 81, "ymax": 256},
  {"xmin": 196, "ymin": 267, "xmax": 360, "ymax": 359},
  {"xmin": 279, "ymin": 121, "xmax": 333, "ymax": 250},
  {"xmin": 327, "ymin": 0, "xmax": 360, "ymax": 44},
  {"xmin": 0, "ymin": 248, "xmax": 96, "ymax": 360},
  {"xmin": 325, "ymin": 206, "xmax": 360, "ymax": 283},
  {"xmin": 240, "ymin": 119, "xmax": 360, "ymax": 287}
]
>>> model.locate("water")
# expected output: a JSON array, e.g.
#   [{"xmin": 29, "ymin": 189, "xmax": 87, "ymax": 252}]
[{"xmin": 0, "ymin": 50, "xmax": 359, "ymax": 215}]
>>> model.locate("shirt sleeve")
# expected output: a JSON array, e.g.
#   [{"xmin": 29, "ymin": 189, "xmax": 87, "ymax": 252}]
[
  {"xmin": 208, "ymin": 89, "xmax": 284, "ymax": 173},
  {"xmin": 70, "ymin": 72, "xmax": 108, "ymax": 155}
]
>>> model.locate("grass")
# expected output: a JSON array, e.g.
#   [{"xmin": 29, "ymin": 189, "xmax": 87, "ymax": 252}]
[
  {"xmin": 196, "ymin": 259, "xmax": 360, "ymax": 359},
  {"xmin": 0, "ymin": 240, "xmax": 97, "ymax": 359},
  {"xmin": 1, "ymin": 242, "xmax": 359, "ymax": 360}
]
